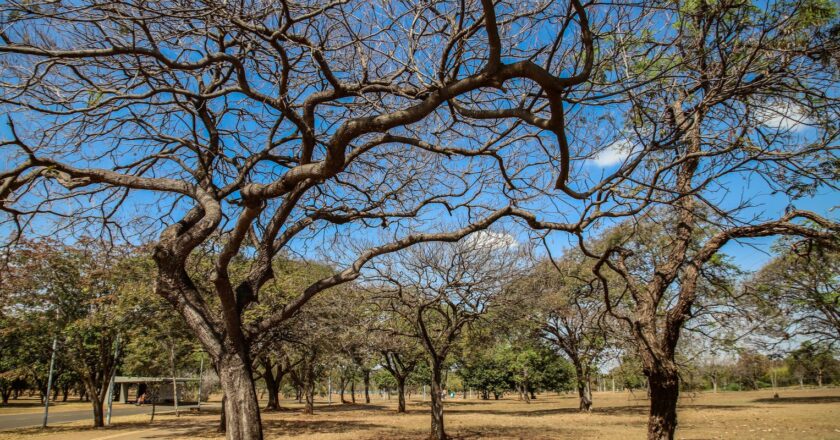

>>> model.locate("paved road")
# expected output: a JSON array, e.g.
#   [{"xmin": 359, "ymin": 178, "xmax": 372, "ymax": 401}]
[{"xmin": 0, "ymin": 404, "xmax": 176, "ymax": 431}]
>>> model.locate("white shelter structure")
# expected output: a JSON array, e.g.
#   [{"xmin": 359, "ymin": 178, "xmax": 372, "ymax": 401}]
[{"xmin": 114, "ymin": 376, "xmax": 202, "ymax": 404}]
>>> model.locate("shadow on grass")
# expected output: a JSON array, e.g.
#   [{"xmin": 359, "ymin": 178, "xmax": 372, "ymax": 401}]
[
  {"xmin": 4, "ymin": 420, "xmax": 152, "ymax": 436},
  {"xmin": 752, "ymin": 395, "xmax": 840, "ymax": 405},
  {"xmin": 444, "ymin": 404, "xmax": 649, "ymax": 418},
  {"xmin": 0, "ymin": 401, "xmax": 45, "ymax": 409},
  {"xmin": 366, "ymin": 424, "xmax": 592, "ymax": 440},
  {"xmin": 146, "ymin": 417, "xmax": 387, "ymax": 439}
]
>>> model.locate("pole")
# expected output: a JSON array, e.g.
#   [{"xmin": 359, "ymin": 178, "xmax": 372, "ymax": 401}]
[
  {"xmin": 197, "ymin": 353, "xmax": 204, "ymax": 410},
  {"xmin": 328, "ymin": 375, "xmax": 332, "ymax": 405},
  {"xmin": 42, "ymin": 337, "xmax": 58, "ymax": 428},
  {"xmin": 169, "ymin": 344, "xmax": 179, "ymax": 417},
  {"xmin": 422, "ymin": 385, "xmax": 426, "ymax": 401},
  {"xmin": 105, "ymin": 334, "xmax": 121, "ymax": 426}
]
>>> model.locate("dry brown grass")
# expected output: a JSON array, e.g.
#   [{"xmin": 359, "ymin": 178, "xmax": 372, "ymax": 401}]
[
  {"xmin": 2, "ymin": 388, "xmax": 839, "ymax": 440},
  {"xmin": 0, "ymin": 399, "xmax": 92, "ymax": 415}
]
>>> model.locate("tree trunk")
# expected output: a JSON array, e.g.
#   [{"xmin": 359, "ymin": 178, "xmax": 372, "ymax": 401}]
[
  {"xmin": 577, "ymin": 380, "xmax": 592, "ymax": 412},
  {"xmin": 90, "ymin": 394, "xmax": 105, "ymax": 428},
  {"xmin": 218, "ymin": 394, "xmax": 226, "ymax": 432},
  {"xmin": 397, "ymin": 377, "xmax": 407, "ymax": 413},
  {"xmin": 302, "ymin": 357, "xmax": 315, "ymax": 415},
  {"xmin": 430, "ymin": 362, "xmax": 446, "ymax": 440},
  {"xmin": 262, "ymin": 361, "xmax": 281, "ymax": 411},
  {"xmin": 574, "ymin": 360, "xmax": 592, "ymax": 412},
  {"xmin": 363, "ymin": 371, "xmax": 371, "ymax": 404},
  {"xmin": 218, "ymin": 353, "xmax": 263, "ymax": 440},
  {"xmin": 646, "ymin": 369, "xmax": 679, "ymax": 440},
  {"xmin": 350, "ymin": 380, "xmax": 356, "ymax": 404}
]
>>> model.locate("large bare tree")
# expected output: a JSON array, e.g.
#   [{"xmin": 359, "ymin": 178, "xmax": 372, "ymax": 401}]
[{"xmin": 0, "ymin": 1, "xmax": 613, "ymax": 438}]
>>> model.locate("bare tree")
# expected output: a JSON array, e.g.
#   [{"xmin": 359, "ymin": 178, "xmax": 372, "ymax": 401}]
[
  {"xmin": 0, "ymin": 1, "xmax": 605, "ymax": 438},
  {"xmin": 507, "ymin": 1, "xmax": 840, "ymax": 438},
  {"xmin": 743, "ymin": 240, "xmax": 840, "ymax": 346},
  {"xmin": 369, "ymin": 232, "xmax": 525, "ymax": 440},
  {"xmin": 527, "ymin": 258, "xmax": 610, "ymax": 412}
]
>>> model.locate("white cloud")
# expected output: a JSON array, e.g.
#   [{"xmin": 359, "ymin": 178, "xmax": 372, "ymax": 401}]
[
  {"xmin": 756, "ymin": 102, "xmax": 811, "ymax": 132},
  {"xmin": 590, "ymin": 139, "xmax": 634, "ymax": 167},
  {"xmin": 464, "ymin": 230, "xmax": 518, "ymax": 251}
]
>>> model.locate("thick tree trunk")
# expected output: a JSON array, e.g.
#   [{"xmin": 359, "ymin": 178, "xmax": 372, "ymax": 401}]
[
  {"xmin": 577, "ymin": 381, "xmax": 592, "ymax": 412},
  {"xmin": 264, "ymin": 376, "xmax": 280, "ymax": 411},
  {"xmin": 646, "ymin": 370, "xmax": 679, "ymax": 440},
  {"xmin": 430, "ymin": 363, "xmax": 446, "ymax": 440},
  {"xmin": 218, "ymin": 394, "xmax": 226, "ymax": 433},
  {"xmin": 262, "ymin": 361, "xmax": 282, "ymax": 411},
  {"xmin": 350, "ymin": 381, "xmax": 356, "ymax": 404},
  {"xmin": 575, "ymin": 364, "xmax": 592, "ymax": 412},
  {"xmin": 397, "ymin": 378, "xmax": 407, "ymax": 413},
  {"xmin": 90, "ymin": 395, "xmax": 105, "ymax": 428},
  {"xmin": 1, "ymin": 389, "xmax": 10, "ymax": 405},
  {"xmin": 218, "ymin": 354, "xmax": 263, "ymax": 440}
]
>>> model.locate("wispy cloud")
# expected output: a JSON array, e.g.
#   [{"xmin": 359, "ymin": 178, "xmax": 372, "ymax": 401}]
[
  {"xmin": 464, "ymin": 230, "xmax": 518, "ymax": 250},
  {"xmin": 590, "ymin": 139, "xmax": 634, "ymax": 167},
  {"xmin": 755, "ymin": 102, "xmax": 811, "ymax": 132}
]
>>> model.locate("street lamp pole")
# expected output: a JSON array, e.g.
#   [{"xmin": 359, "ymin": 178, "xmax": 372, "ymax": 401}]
[{"xmin": 42, "ymin": 337, "xmax": 58, "ymax": 428}]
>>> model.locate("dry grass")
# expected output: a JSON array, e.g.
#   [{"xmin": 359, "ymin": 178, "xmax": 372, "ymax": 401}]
[
  {"xmin": 0, "ymin": 399, "xmax": 91, "ymax": 415},
  {"xmin": 2, "ymin": 388, "xmax": 839, "ymax": 439}
]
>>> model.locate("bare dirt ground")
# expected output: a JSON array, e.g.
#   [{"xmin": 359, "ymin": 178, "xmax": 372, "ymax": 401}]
[{"xmin": 1, "ymin": 387, "xmax": 838, "ymax": 439}]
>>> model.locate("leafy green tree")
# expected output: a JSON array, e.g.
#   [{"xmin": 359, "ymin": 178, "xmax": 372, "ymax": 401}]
[
  {"xmin": 786, "ymin": 342, "xmax": 839, "ymax": 387},
  {"xmin": 745, "ymin": 242, "xmax": 839, "ymax": 345}
]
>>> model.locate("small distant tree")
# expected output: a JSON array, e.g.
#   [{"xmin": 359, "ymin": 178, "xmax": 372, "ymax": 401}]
[
  {"xmin": 370, "ymin": 233, "xmax": 525, "ymax": 440},
  {"xmin": 734, "ymin": 351, "xmax": 771, "ymax": 390},
  {"xmin": 525, "ymin": 257, "xmax": 610, "ymax": 411},
  {"xmin": 786, "ymin": 343, "xmax": 839, "ymax": 387},
  {"xmin": 745, "ymin": 242, "xmax": 839, "ymax": 346}
]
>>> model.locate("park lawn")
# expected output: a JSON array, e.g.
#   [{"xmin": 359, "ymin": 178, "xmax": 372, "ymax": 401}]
[
  {"xmin": 0, "ymin": 398, "xmax": 92, "ymax": 415},
  {"xmin": 1, "ymin": 388, "xmax": 838, "ymax": 439}
]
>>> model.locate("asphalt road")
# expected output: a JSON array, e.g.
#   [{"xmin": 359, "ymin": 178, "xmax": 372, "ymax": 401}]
[{"xmin": 0, "ymin": 404, "xmax": 176, "ymax": 431}]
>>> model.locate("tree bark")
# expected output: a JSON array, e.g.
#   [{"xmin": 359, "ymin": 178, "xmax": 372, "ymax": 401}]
[
  {"xmin": 90, "ymin": 393, "xmax": 104, "ymax": 428},
  {"xmin": 261, "ymin": 359, "xmax": 282, "ymax": 411},
  {"xmin": 646, "ymin": 369, "xmax": 679, "ymax": 440},
  {"xmin": 302, "ymin": 356, "xmax": 315, "ymax": 415},
  {"xmin": 397, "ymin": 377, "xmax": 407, "ymax": 413},
  {"xmin": 430, "ymin": 362, "xmax": 446, "ymax": 440},
  {"xmin": 218, "ymin": 353, "xmax": 263, "ymax": 440},
  {"xmin": 363, "ymin": 370, "xmax": 371, "ymax": 404},
  {"xmin": 218, "ymin": 394, "xmax": 226, "ymax": 433},
  {"xmin": 575, "ymin": 364, "xmax": 592, "ymax": 412}
]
